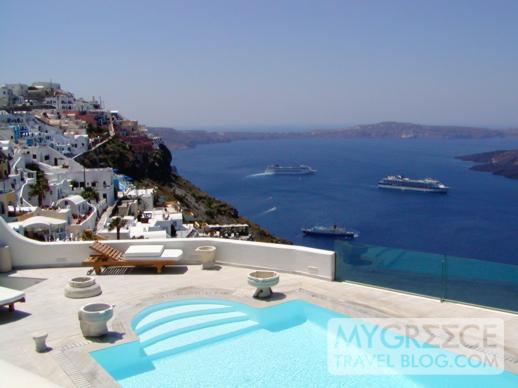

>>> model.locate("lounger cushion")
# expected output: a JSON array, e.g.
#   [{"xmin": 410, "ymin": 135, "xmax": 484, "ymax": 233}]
[
  {"xmin": 129, "ymin": 249, "xmax": 183, "ymax": 261},
  {"xmin": 161, "ymin": 249, "xmax": 183, "ymax": 260},
  {"xmin": 124, "ymin": 245, "xmax": 165, "ymax": 258},
  {"xmin": 0, "ymin": 286, "xmax": 25, "ymax": 305}
]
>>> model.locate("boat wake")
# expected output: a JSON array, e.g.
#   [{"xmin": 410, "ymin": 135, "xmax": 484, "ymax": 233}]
[
  {"xmin": 258, "ymin": 206, "xmax": 277, "ymax": 216},
  {"xmin": 246, "ymin": 172, "xmax": 271, "ymax": 178}
]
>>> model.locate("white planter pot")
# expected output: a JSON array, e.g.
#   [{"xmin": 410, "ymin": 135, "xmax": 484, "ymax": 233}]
[
  {"xmin": 248, "ymin": 271, "xmax": 279, "ymax": 298},
  {"xmin": 78, "ymin": 303, "xmax": 114, "ymax": 337},
  {"xmin": 195, "ymin": 246, "xmax": 217, "ymax": 269},
  {"xmin": 32, "ymin": 331, "xmax": 48, "ymax": 353},
  {"xmin": 65, "ymin": 276, "xmax": 102, "ymax": 299},
  {"xmin": 69, "ymin": 276, "xmax": 96, "ymax": 288}
]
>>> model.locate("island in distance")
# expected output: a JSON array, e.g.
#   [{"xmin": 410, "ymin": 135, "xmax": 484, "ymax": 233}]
[
  {"xmin": 151, "ymin": 121, "xmax": 518, "ymax": 150},
  {"xmin": 457, "ymin": 149, "xmax": 518, "ymax": 180}
]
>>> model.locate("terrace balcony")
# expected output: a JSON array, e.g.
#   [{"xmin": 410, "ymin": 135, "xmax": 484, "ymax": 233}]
[{"xmin": 0, "ymin": 217, "xmax": 517, "ymax": 386}]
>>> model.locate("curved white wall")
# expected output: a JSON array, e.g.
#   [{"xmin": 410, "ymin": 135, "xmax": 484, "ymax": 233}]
[{"xmin": 0, "ymin": 217, "xmax": 335, "ymax": 280}]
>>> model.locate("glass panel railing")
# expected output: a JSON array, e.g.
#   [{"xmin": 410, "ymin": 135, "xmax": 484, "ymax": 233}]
[
  {"xmin": 445, "ymin": 255, "xmax": 518, "ymax": 312},
  {"xmin": 335, "ymin": 241, "xmax": 444, "ymax": 299},
  {"xmin": 335, "ymin": 240, "xmax": 518, "ymax": 312}
]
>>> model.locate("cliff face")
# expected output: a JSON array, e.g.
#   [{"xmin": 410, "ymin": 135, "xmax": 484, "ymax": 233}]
[
  {"xmin": 457, "ymin": 150, "xmax": 518, "ymax": 180},
  {"xmin": 78, "ymin": 135, "xmax": 289, "ymax": 244},
  {"xmin": 77, "ymin": 137, "xmax": 173, "ymax": 183}
]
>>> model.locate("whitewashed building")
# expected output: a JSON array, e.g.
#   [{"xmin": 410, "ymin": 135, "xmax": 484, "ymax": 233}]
[
  {"xmin": 44, "ymin": 92, "xmax": 76, "ymax": 111},
  {"xmin": 13, "ymin": 145, "xmax": 116, "ymax": 207}
]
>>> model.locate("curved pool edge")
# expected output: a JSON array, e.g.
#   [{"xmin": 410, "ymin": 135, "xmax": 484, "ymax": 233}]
[{"xmin": 91, "ymin": 294, "xmax": 518, "ymax": 386}]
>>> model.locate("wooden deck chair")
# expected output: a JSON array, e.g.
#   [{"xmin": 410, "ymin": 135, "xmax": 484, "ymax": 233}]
[{"xmin": 82, "ymin": 241, "xmax": 182, "ymax": 275}]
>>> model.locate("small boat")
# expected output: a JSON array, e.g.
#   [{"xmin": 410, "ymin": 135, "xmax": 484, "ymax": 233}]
[{"xmin": 302, "ymin": 225, "xmax": 358, "ymax": 239}]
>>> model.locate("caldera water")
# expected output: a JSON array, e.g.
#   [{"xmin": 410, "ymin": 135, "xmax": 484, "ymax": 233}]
[{"xmin": 173, "ymin": 138, "xmax": 518, "ymax": 264}]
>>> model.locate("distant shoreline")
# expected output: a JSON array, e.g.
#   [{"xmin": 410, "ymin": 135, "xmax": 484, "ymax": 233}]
[{"xmin": 151, "ymin": 121, "xmax": 518, "ymax": 150}]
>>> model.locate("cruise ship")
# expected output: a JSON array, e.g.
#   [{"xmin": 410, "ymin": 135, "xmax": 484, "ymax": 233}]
[
  {"xmin": 302, "ymin": 225, "xmax": 358, "ymax": 239},
  {"xmin": 264, "ymin": 164, "xmax": 316, "ymax": 175},
  {"xmin": 378, "ymin": 175, "xmax": 449, "ymax": 193}
]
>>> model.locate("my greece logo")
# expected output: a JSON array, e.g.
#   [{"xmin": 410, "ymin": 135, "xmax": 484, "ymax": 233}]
[{"xmin": 327, "ymin": 318, "xmax": 504, "ymax": 375}]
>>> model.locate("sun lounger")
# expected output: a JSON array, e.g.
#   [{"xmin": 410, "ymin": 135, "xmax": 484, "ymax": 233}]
[
  {"xmin": 0, "ymin": 286, "xmax": 26, "ymax": 312},
  {"xmin": 82, "ymin": 242, "xmax": 183, "ymax": 275}
]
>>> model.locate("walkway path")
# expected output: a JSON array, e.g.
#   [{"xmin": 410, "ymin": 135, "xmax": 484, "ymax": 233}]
[
  {"xmin": 95, "ymin": 203, "xmax": 115, "ymax": 231},
  {"xmin": 72, "ymin": 134, "xmax": 113, "ymax": 160}
]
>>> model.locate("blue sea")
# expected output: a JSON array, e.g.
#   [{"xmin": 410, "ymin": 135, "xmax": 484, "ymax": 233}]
[{"xmin": 173, "ymin": 138, "xmax": 518, "ymax": 264}]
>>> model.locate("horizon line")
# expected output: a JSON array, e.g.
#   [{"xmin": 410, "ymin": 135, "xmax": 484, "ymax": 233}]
[{"xmin": 148, "ymin": 121, "xmax": 516, "ymax": 132}]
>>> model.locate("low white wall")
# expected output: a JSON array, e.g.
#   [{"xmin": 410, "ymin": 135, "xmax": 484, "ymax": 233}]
[{"xmin": 0, "ymin": 217, "xmax": 335, "ymax": 280}]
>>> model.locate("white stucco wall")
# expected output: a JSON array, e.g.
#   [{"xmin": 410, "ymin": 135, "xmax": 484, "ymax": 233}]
[{"xmin": 0, "ymin": 217, "xmax": 335, "ymax": 280}]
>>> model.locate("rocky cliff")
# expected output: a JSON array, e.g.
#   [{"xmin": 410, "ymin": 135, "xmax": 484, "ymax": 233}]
[
  {"xmin": 77, "ymin": 135, "xmax": 290, "ymax": 244},
  {"xmin": 457, "ymin": 150, "xmax": 518, "ymax": 180}
]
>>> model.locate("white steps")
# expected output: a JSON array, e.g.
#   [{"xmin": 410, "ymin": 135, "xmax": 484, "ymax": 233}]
[
  {"xmin": 140, "ymin": 311, "xmax": 249, "ymax": 346},
  {"xmin": 135, "ymin": 304, "xmax": 232, "ymax": 333},
  {"xmin": 134, "ymin": 301, "xmax": 260, "ymax": 360},
  {"xmin": 144, "ymin": 320, "xmax": 259, "ymax": 359}
]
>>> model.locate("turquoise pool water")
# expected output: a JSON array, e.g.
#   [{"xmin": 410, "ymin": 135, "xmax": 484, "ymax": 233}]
[{"xmin": 91, "ymin": 299, "xmax": 517, "ymax": 387}]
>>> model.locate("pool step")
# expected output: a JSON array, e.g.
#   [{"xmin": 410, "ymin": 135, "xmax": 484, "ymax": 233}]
[
  {"xmin": 142, "ymin": 319, "xmax": 260, "ymax": 360},
  {"xmin": 135, "ymin": 301, "xmax": 260, "ymax": 359},
  {"xmin": 134, "ymin": 303, "xmax": 234, "ymax": 333},
  {"xmin": 139, "ymin": 311, "xmax": 249, "ymax": 346}
]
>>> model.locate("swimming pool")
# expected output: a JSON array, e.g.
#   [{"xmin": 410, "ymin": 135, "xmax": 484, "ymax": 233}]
[{"xmin": 91, "ymin": 298, "xmax": 517, "ymax": 387}]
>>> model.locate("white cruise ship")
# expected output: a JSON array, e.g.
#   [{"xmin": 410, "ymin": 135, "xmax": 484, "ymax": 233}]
[
  {"xmin": 378, "ymin": 175, "xmax": 449, "ymax": 193},
  {"xmin": 264, "ymin": 164, "xmax": 316, "ymax": 175}
]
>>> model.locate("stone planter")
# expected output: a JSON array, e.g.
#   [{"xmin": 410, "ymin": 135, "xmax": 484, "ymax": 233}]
[
  {"xmin": 65, "ymin": 276, "xmax": 102, "ymax": 299},
  {"xmin": 32, "ymin": 331, "xmax": 48, "ymax": 353},
  {"xmin": 78, "ymin": 303, "xmax": 114, "ymax": 337},
  {"xmin": 248, "ymin": 271, "xmax": 279, "ymax": 298},
  {"xmin": 195, "ymin": 246, "xmax": 216, "ymax": 269}
]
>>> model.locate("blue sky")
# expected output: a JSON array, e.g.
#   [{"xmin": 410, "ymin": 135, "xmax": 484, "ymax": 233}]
[{"xmin": 1, "ymin": 0, "xmax": 518, "ymax": 129}]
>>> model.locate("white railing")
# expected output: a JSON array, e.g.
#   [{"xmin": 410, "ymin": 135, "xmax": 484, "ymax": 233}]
[
  {"xmin": 11, "ymin": 156, "xmax": 24, "ymax": 172},
  {"xmin": 18, "ymin": 177, "xmax": 35, "ymax": 207},
  {"xmin": 79, "ymin": 204, "xmax": 98, "ymax": 230},
  {"xmin": 0, "ymin": 217, "xmax": 335, "ymax": 280}
]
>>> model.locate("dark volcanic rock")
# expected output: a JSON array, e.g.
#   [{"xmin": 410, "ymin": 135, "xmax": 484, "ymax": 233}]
[
  {"xmin": 457, "ymin": 150, "xmax": 518, "ymax": 180},
  {"xmin": 78, "ymin": 136, "xmax": 289, "ymax": 244}
]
